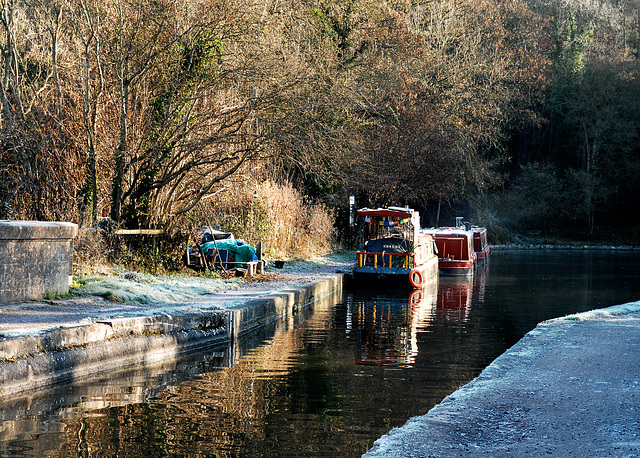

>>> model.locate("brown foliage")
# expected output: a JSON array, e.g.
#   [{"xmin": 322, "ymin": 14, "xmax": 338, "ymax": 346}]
[
  {"xmin": 282, "ymin": 0, "xmax": 551, "ymax": 206},
  {"xmin": 181, "ymin": 179, "xmax": 335, "ymax": 260},
  {"xmin": 4, "ymin": 0, "xmax": 634, "ymax": 246}
]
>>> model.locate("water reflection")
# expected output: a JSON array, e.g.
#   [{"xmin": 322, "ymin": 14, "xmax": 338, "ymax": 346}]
[
  {"xmin": 349, "ymin": 282, "xmax": 437, "ymax": 367},
  {"xmin": 347, "ymin": 266, "xmax": 490, "ymax": 367},
  {"xmin": 1, "ymin": 250, "xmax": 640, "ymax": 457},
  {"xmin": 0, "ymin": 347, "xmax": 233, "ymax": 457},
  {"xmin": 436, "ymin": 266, "xmax": 487, "ymax": 321},
  {"xmin": 0, "ymin": 294, "xmax": 343, "ymax": 457}
]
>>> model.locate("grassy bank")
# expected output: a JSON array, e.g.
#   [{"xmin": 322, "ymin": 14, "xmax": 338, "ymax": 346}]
[
  {"xmin": 74, "ymin": 181, "xmax": 338, "ymax": 276},
  {"xmin": 69, "ymin": 252, "xmax": 354, "ymax": 304}
]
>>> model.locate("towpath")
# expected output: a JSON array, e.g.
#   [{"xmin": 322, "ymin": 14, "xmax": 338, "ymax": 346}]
[
  {"xmin": 0, "ymin": 257, "xmax": 352, "ymax": 338},
  {"xmin": 0, "ymin": 256, "xmax": 352, "ymax": 395}
]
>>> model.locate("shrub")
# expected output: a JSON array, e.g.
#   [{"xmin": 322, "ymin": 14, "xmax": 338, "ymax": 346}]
[{"xmin": 200, "ymin": 180, "xmax": 335, "ymax": 260}]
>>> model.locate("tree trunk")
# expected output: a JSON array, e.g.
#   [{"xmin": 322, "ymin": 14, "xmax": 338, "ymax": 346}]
[
  {"xmin": 111, "ymin": 77, "xmax": 129, "ymax": 225},
  {"xmin": 0, "ymin": 1, "xmax": 31, "ymax": 176},
  {"xmin": 50, "ymin": 5, "xmax": 64, "ymax": 130}
]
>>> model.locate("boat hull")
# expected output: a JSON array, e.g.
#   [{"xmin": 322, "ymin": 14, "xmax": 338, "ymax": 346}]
[
  {"xmin": 352, "ymin": 256, "xmax": 438, "ymax": 289},
  {"xmin": 438, "ymin": 259, "xmax": 476, "ymax": 276},
  {"xmin": 475, "ymin": 246, "xmax": 490, "ymax": 267}
]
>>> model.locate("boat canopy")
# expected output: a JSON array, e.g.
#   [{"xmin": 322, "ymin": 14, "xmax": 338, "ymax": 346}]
[
  {"xmin": 357, "ymin": 207, "xmax": 415, "ymax": 219},
  {"xmin": 357, "ymin": 207, "xmax": 423, "ymax": 248}
]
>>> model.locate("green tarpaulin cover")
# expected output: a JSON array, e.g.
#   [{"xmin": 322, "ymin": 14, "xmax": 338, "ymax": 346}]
[{"xmin": 201, "ymin": 240, "xmax": 256, "ymax": 263}]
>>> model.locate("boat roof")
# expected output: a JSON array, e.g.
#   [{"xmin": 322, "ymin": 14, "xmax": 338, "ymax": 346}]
[
  {"xmin": 422, "ymin": 228, "xmax": 472, "ymax": 236},
  {"xmin": 357, "ymin": 207, "xmax": 416, "ymax": 219}
]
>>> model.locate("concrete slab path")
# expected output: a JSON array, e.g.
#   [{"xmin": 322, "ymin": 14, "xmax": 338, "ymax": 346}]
[
  {"xmin": 0, "ymin": 263, "xmax": 351, "ymax": 339},
  {"xmin": 0, "ymin": 261, "xmax": 350, "ymax": 396},
  {"xmin": 365, "ymin": 303, "xmax": 640, "ymax": 457}
]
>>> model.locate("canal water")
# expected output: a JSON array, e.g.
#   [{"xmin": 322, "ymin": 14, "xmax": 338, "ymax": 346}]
[{"xmin": 1, "ymin": 250, "xmax": 639, "ymax": 457}]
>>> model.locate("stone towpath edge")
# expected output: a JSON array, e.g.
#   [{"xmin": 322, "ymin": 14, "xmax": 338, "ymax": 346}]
[{"xmin": 0, "ymin": 273, "xmax": 344, "ymax": 397}]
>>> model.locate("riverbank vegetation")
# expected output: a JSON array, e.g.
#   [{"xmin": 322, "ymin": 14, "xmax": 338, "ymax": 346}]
[{"xmin": 1, "ymin": 0, "xmax": 639, "ymax": 270}]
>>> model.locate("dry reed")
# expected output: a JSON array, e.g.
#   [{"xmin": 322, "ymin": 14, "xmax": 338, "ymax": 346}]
[{"xmin": 205, "ymin": 181, "xmax": 335, "ymax": 260}]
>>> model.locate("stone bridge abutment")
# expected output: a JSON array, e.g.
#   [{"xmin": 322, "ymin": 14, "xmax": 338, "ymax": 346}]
[{"xmin": 0, "ymin": 221, "xmax": 77, "ymax": 303}]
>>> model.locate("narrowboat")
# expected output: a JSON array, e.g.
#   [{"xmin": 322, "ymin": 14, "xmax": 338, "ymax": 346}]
[
  {"xmin": 352, "ymin": 207, "xmax": 438, "ymax": 289},
  {"xmin": 422, "ymin": 219, "xmax": 477, "ymax": 276},
  {"xmin": 472, "ymin": 226, "xmax": 491, "ymax": 262}
]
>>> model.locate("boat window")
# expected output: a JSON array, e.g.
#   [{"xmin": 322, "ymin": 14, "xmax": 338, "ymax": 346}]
[{"xmin": 362, "ymin": 220, "xmax": 414, "ymax": 245}]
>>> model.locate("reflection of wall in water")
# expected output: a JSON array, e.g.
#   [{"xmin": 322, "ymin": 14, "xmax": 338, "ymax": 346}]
[
  {"xmin": 349, "ymin": 281, "xmax": 437, "ymax": 367},
  {"xmin": 25, "ymin": 293, "xmax": 343, "ymax": 457},
  {"xmin": 0, "ymin": 346, "xmax": 231, "ymax": 456}
]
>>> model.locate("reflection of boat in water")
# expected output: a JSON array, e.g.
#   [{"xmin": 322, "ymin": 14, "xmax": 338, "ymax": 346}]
[
  {"xmin": 347, "ymin": 282, "xmax": 437, "ymax": 367},
  {"xmin": 437, "ymin": 277, "xmax": 473, "ymax": 321},
  {"xmin": 353, "ymin": 207, "xmax": 438, "ymax": 289},
  {"xmin": 436, "ymin": 266, "xmax": 488, "ymax": 321}
]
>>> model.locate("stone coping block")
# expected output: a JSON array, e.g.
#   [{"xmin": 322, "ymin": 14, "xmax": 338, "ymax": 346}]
[
  {"xmin": 0, "ymin": 220, "xmax": 78, "ymax": 303},
  {"xmin": 0, "ymin": 220, "xmax": 78, "ymax": 240},
  {"xmin": 229, "ymin": 275, "xmax": 343, "ymax": 339}
]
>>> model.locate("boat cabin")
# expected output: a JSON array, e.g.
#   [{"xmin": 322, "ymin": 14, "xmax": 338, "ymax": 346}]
[
  {"xmin": 472, "ymin": 227, "xmax": 491, "ymax": 260},
  {"xmin": 357, "ymin": 207, "xmax": 432, "ymax": 268},
  {"xmin": 433, "ymin": 231, "xmax": 474, "ymax": 263}
]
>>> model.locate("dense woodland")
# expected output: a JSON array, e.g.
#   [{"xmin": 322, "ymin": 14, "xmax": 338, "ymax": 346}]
[{"xmin": 1, "ymin": 0, "xmax": 639, "ymax": 259}]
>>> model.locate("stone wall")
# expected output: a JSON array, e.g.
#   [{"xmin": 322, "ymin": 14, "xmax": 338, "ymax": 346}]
[{"xmin": 0, "ymin": 221, "xmax": 78, "ymax": 303}]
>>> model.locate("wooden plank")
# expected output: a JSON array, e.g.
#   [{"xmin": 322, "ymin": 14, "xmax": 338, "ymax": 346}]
[{"xmin": 114, "ymin": 229, "xmax": 164, "ymax": 235}]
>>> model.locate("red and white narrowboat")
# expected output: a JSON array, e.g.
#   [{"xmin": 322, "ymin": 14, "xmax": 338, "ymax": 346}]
[
  {"xmin": 423, "ymin": 218, "xmax": 480, "ymax": 276},
  {"xmin": 472, "ymin": 226, "xmax": 491, "ymax": 262}
]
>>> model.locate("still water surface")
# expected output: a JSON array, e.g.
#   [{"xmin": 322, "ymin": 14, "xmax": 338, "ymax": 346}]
[{"xmin": 1, "ymin": 250, "xmax": 639, "ymax": 457}]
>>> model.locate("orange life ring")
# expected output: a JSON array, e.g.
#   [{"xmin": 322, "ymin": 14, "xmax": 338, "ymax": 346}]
[{"xmin": 409, "ymin": 269, "xmax": 423, "ymax": 288}]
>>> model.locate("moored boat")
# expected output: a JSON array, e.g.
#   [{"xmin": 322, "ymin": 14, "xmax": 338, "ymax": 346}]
[
  {"xmin": 472, "ymin": 226, "xmax": 491, "ymax": 262},
  {"xmin": 422, "ymin": 218, "xmax": 478, "ymax": 276},
  {"xmin": 352, "ymin": 207, "xmax": 438, "ymax": 289}
]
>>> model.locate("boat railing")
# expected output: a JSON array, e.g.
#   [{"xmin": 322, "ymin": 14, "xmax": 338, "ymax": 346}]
[{"xmin": 356, "ymin": 251, "xmax": 416, "ymax": 269}]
